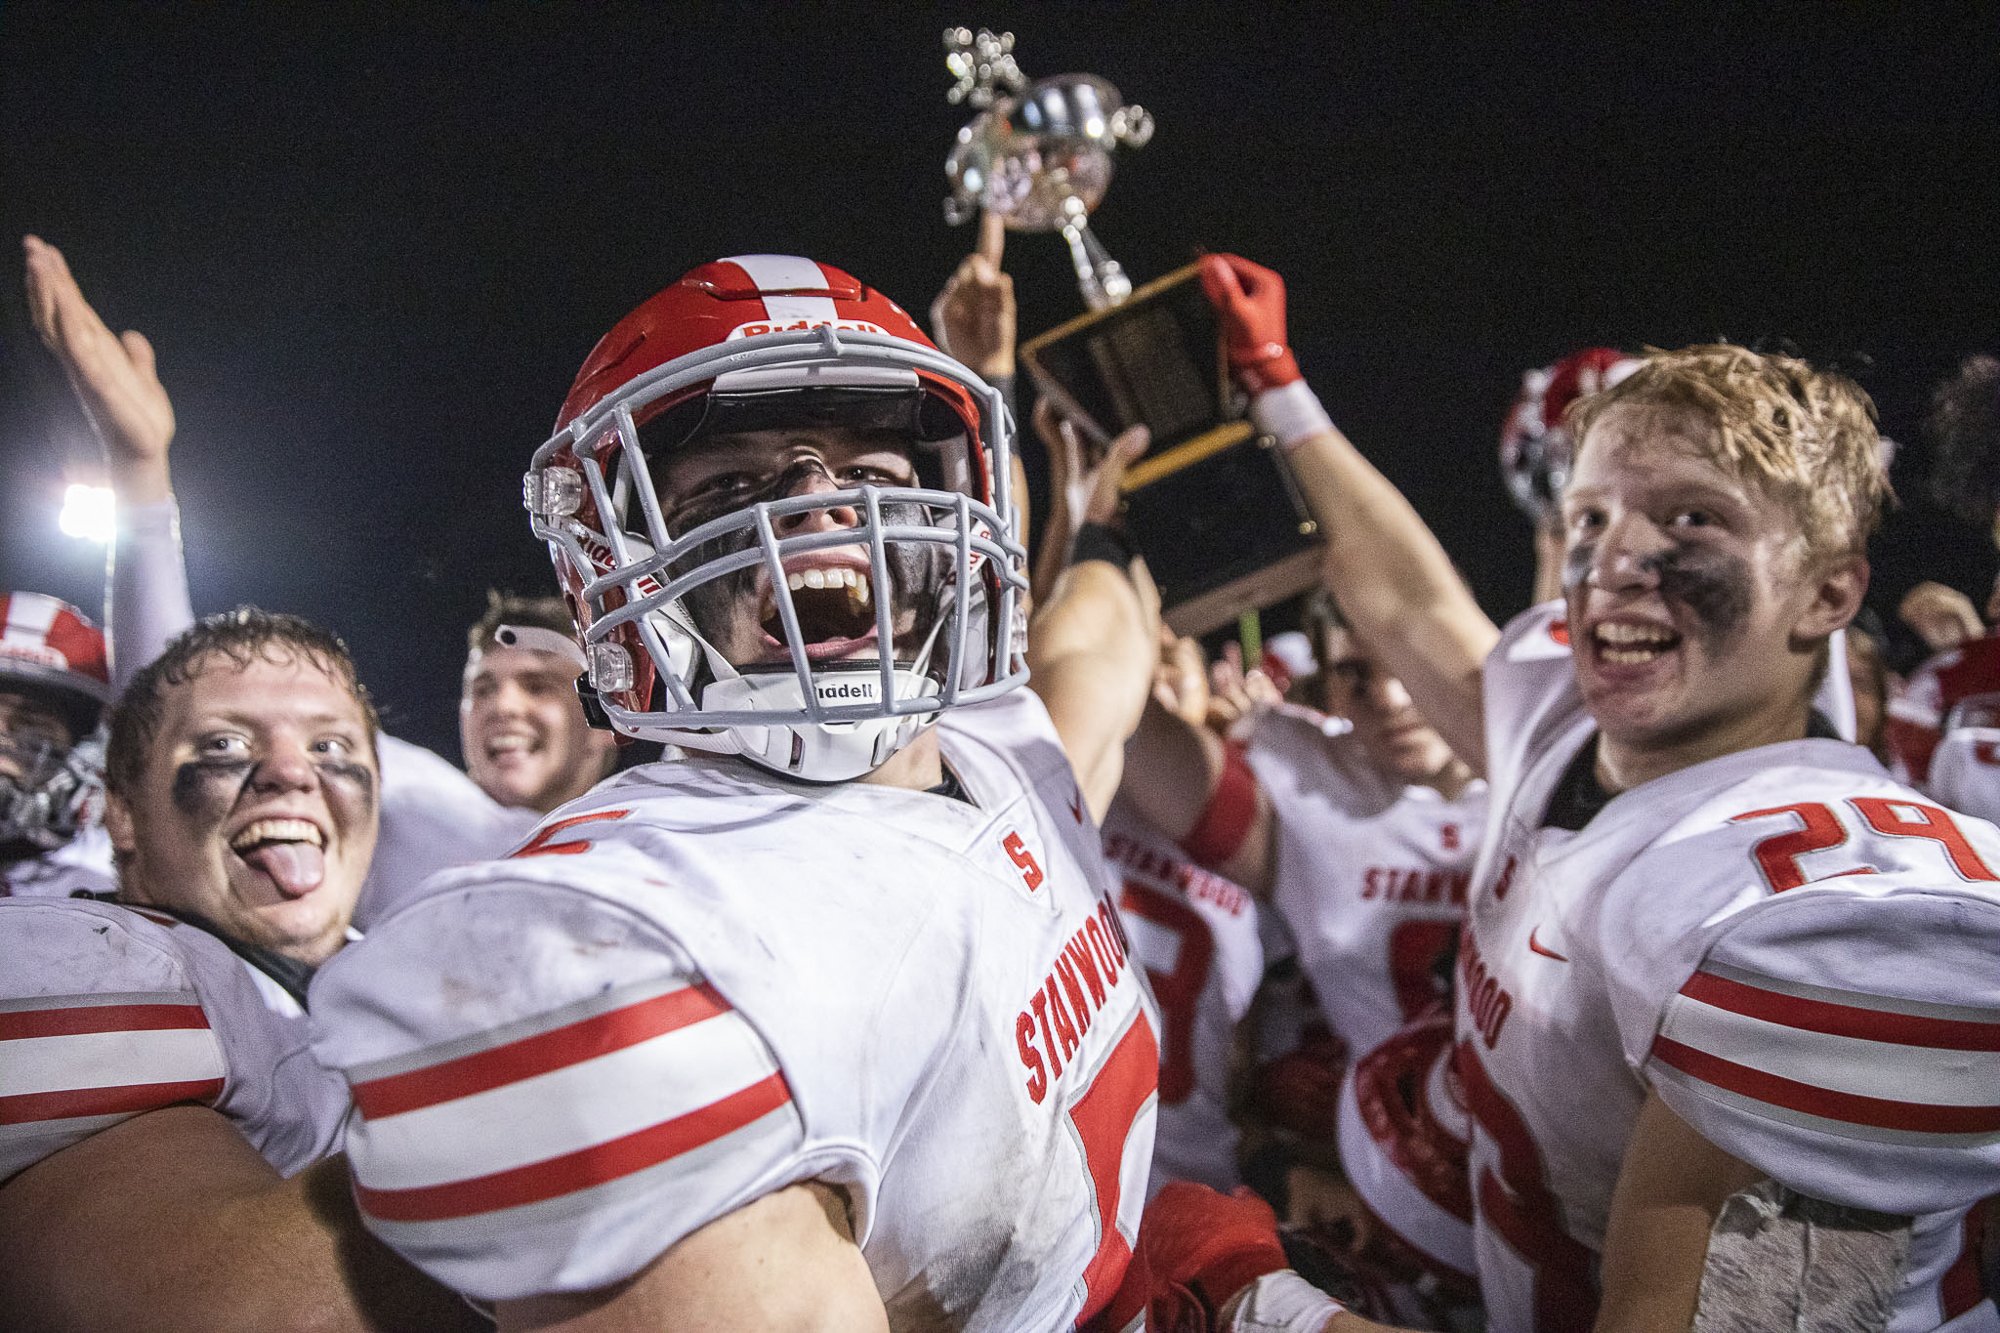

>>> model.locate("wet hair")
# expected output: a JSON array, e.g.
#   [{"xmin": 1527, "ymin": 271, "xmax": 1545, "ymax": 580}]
[
  {"xmin": 466, "ymin": 589, "xmax": 575, "ymax": 656},
  {"xmin": 1568, "ymin": 344, "xmax": 1890, "ymax": 561},
  {"xmin": 1925, "ymin": 354, "xmax": 2000, "ymax": 528},
  {"xmin": 106, "ymin": 608, "xmax": 378, "ymax": 798}
]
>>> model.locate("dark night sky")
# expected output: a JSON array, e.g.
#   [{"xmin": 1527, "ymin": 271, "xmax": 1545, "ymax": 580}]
[{"xmin": 4, "ymin": 4, "xmax": 1998, "ymax": 759}]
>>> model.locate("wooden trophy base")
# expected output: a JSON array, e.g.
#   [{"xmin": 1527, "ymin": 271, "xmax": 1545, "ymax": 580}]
[{"xmin": 1020, "ymin": 264, "xmax": 1322, "ymax": 632}]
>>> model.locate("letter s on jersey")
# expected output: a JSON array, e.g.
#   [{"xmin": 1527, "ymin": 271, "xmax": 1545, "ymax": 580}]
[{"xmin": 1004, "ymin": 831, "xmax": 1044, "ymax": 892}]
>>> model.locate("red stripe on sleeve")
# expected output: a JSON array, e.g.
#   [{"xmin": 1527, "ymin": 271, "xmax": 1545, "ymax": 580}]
[
  {"xmin": 0, "ymin": 1077, "xmax": 225, "ymax": 1125},
  {"xmin": 0, "ymin": 1003, "xmax": 209, "ymax": 1041},
  {"xmin": 1681, "ymin": 971, "xmax": 2000, "ymax": 1052},
  {"xmin": 355, "ymin": 1071, "xmax": 793, "ymax": 1223},
  {"xmin": 1651, "ymin": 1036, "xmax": 2000, "ymax": 1134},
  {"xmin": 353, "ymin": 982, "xmax": 731, "ymax": 1121},
  {"xmin": 1179, "ymin": 744, "xmax": 1258, "ymax": 867}
]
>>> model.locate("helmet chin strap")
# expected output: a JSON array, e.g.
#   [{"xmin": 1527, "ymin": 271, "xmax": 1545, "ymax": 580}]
[{"xmin": 675, "ymin": 584, "xmax": 960, "ymax": 781}]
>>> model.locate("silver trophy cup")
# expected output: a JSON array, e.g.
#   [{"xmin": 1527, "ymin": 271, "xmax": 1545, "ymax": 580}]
[{"xmin": 942, "ymin": 28, "xmax": 1153, "ymax": 310}]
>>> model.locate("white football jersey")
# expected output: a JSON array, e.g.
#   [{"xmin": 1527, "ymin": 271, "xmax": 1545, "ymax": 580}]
[
  {"xmin": 0, "ymin": 896, "xmax": 347, "ymax": 1184},
  {"xmin": 351, "ymin": 735, "xmax": 540, "ymax": 930},
  {"xmin": 1102, "ymin": 801, "xmax": 1262, "ymax": 1195},
  {"xmin": 1245, "ymin": 704, "xmax": 1487, "ymax": 1060},
  {"xmin": 310, "ymin": 691, "xmax": 1160, "ymax": 1328},
  {"xmin": 1928, "ymin": 725, "xmax": 2000, "ymax": 829},
  {"xmin": 1, "ymin": 822, "xmax": 116, "ymax": 900},
  {"xmin": 1462, "ymin": 603, "xmax": 2000, "ymax": 1333}
]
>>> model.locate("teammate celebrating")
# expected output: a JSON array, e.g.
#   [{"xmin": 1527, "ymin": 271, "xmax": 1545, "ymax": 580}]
[
  {"xmin": 23, "ymin": 234, "xmax": 546, "ymax": 925},
  {"xmin": 310, "ymin": 255, "xmax": 1161, "ymax": 1328},
  {"xmin": 0, "ymin": 592, "xmax": 116, "ymax": 897},
  {"xmin": 1162, "ymin": 253, "xmax": 2000, "ymax": 1331},
  {"xmin": 0, "ymin": 610, "xmax": 475, "ymax": 1328},
  {"xmin": 1119, "ymin": 590, "xmax": 1484, "ymax": 1323}
]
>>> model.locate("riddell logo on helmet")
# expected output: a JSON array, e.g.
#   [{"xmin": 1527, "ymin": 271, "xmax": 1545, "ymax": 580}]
[
  {"xmin": 727, "ymin": 318, "xmax": 887, "ymax": 341},
  {"xmin": 0, "ymin": 642, "xmax": 69, "ymax": 671},
  {"xmin": 815, "ymin": 678, "xmax": 881, "ymax": 702}
]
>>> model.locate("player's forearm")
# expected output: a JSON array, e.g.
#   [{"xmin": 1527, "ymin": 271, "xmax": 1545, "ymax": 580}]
[
  {"xmin": 1030, "ymin": 561, "xmax": 1155, "ymax": 817},
  {"xmin": 1284, "ymin": 419, "xmax": 1497, "ymax": 769},
  {"xmin": 1594, "ymin": 1091, "xmax": 1763, "ymax": 1333},
  {"xmin": 1121, "ymin": 698, "xmax": 1225, "ymax": 840},
  {"xmin": 105, "ymin": 493, "xmax": 196, "ymax": 689},
  {"xmin": 0, "ymin": 1111, "xmax": 467, "ymax": 1332},
  {"xmin": 1032, "ymin": 484, "xmax": 1080, "ymax": 608},
  {"xmin": 500, "ymin": 1181, "xmax": 887, "ymax": 1333}
]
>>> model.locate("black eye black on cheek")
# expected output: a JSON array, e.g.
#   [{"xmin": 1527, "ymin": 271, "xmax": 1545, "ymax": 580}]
[
  {"xmin": 170, "ymin": 759, "xmax": 253, "ymax": 815},
  {"xmin": 1561, "ymin": 540, "xmax": 1596, "ymax": 592}
]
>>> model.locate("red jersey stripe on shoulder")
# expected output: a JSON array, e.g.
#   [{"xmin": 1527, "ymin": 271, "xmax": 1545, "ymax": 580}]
[
  {"xmin": 0, "ymin": 1077, "xmax": 225, "ymax": 1125},
  {"xmin": 1681, "ymin": 971, "xmax": 2000, "ymax": 1052},
  {"xmin": 355, "ymin": 1071, "xmax": 792, "ymax": 1222},
  {"xmin": 353, "ymin": 982, "xmax": 732, "ymax": 1121},
  {"xmin": 1651, "ymin": 1036, "xmax": 2000, "ymax": 1135},
  {"xmin": 0, "ymin": 1003, "xmax": 209, "ymax": 1042}
]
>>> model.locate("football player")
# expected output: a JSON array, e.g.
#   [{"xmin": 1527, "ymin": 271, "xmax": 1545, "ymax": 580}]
[
  {"xmin": 0, "ymin": 609, "xmax": 476, "ymax": 1328},
  {"xmin": 459, "ymin": 589, "xmax": 620, "ymax": 814},
  {"xmin": 0, "ymin": 592, "xmax": 117, "ymax": 897},
  {"xmin": 23, "ymin": 233, "xmax": 540, "ymax": 925},
  {"xmin": 1119, "ymin": 591, "xmax": 1485, "ymax": 1325},
  {"xmin": 309, "ymin": 255, "xmax": 1162, "ymax": 1328},
  {"xmin": 1159, "ymin": 253, "xmax": 2000, "ymax": 1331}
]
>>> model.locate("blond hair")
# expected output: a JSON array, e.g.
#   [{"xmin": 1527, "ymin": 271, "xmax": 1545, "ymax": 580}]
[{"xmin": 1568, "ymin": 344, "xmax": 1890, "ymax": 560}]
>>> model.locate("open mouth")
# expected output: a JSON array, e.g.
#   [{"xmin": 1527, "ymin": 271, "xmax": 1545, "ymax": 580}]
[
  {"xmin": 1590, "ymin": 620, "xmax": 1682, "ymax": 667},
  {"xmin": 760, "ymin": 565, "xmax": 878, "ymax": 660},
  {"xmin": 229, "ymin": 817, "xmax": 327, "ymax": 899},
  {"xmin": 485, "ymin": 732, "xmax": 540, "ymax": 765}
]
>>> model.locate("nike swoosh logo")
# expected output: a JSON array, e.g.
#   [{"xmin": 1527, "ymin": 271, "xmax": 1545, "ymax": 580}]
[{"xmin": 1527, "ymin": 926, "xmax": 1569, "ymax": 962}]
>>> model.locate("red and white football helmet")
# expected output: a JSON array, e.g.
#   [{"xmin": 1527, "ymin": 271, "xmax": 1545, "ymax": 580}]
[
  {"xmin": 1335, "ymin": 1008, "xmax": 1476, "ymax": 1292},
  {"xmin": 0, "ymin": 592, "xmax": 112, "ymax": 850},
  {"xmin": 1499, "ymin": 347, "xmax": 1640, "ymax": 525},
  {"xmin": 526, "ymin": 255, "xmax": 1028, "ymax": 781}
]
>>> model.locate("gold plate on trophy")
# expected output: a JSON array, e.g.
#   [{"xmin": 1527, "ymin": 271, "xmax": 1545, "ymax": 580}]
[{"xmin": 1019, "ymin": 264, "xmax": 1234, "ymax": 469}]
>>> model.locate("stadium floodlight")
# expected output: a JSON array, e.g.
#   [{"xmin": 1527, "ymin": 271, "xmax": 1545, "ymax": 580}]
[{"xmin": 58, "ymin": 484, "xmax": 115, "ymax": 543}]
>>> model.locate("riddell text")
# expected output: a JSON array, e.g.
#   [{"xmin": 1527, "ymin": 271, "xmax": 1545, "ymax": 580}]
[{"xmin": 1015, "ymin": 897, "xmax": 1134, "ymax": 1104}]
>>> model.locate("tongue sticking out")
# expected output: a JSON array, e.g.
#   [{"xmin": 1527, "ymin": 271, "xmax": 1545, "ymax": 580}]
[{"xmin": 242, "ymin": 842, "xmax": 326, "ymax": 898}]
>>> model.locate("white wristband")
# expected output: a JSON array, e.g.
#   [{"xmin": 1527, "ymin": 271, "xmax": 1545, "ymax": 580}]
[
  {"xmin": 1227, "ymin": 1269, "xmax": 1348, "ymax": 1333},
  {"xmin": 1249, "ymin": 382, "xmax": 1335, "ymax": 452}
]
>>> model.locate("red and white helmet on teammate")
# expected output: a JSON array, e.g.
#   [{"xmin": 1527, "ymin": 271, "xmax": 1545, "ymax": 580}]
[
  {"xmin": 0, "ymin": 593, "xmax": 112, "ymax": 850},
  {"xmin": 525, "ymin": 255, "xmax": 1028, "ymax": 782},
  {"xmin": 1499, "ymin": 347, "xmax": 1640, "ymax": 524},
  {"xmin": 1335, "ymin": 1008, "xmax": 1477, "ymax": 1297}
]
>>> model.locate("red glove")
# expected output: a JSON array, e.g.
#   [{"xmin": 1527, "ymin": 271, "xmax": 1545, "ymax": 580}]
[
  {"xmin": 1098, "ymin": 1182, "xmax": 1292, "ymax": 1332},
  {"xmin": 1198, "ymin": 254, "xmax": 1302, "ymax": 394}
]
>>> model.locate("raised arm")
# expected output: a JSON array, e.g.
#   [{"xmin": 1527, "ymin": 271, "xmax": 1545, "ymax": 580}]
[
  {"xmin": 1026, "ymin": 401, "xmax": 1159, "ymax": 819},
  {"xmin": 1120, "ymin": 688, "xmax": 1278, "ymax": 895},
  {"xmin": 1199, "ymin": 254, "xmax": 1498, "ymax": 773},
  {"xmin": 23, "ymin": 235, "xmax": 194, "ymax": 688}
]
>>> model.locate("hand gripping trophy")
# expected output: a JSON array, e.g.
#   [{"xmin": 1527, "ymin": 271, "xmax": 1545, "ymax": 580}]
[{"xmin": 941, "ymin": 27, "xmax": 1321, "ymax": 635}]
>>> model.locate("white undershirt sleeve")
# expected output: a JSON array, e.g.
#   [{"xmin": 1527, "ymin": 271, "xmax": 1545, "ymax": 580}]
[{"xmin": 106, "ymin": 496, "xmax": 197, "ymax": 691}]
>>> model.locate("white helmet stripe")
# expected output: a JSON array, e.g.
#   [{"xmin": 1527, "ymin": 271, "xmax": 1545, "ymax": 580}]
[
  {"xmin": 5, "ymin": 592, "xmax": 60, "ymax": 644},
  {"xmin": 725, "ymin": 255, "xmax": 840, "ymax": 326}
]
